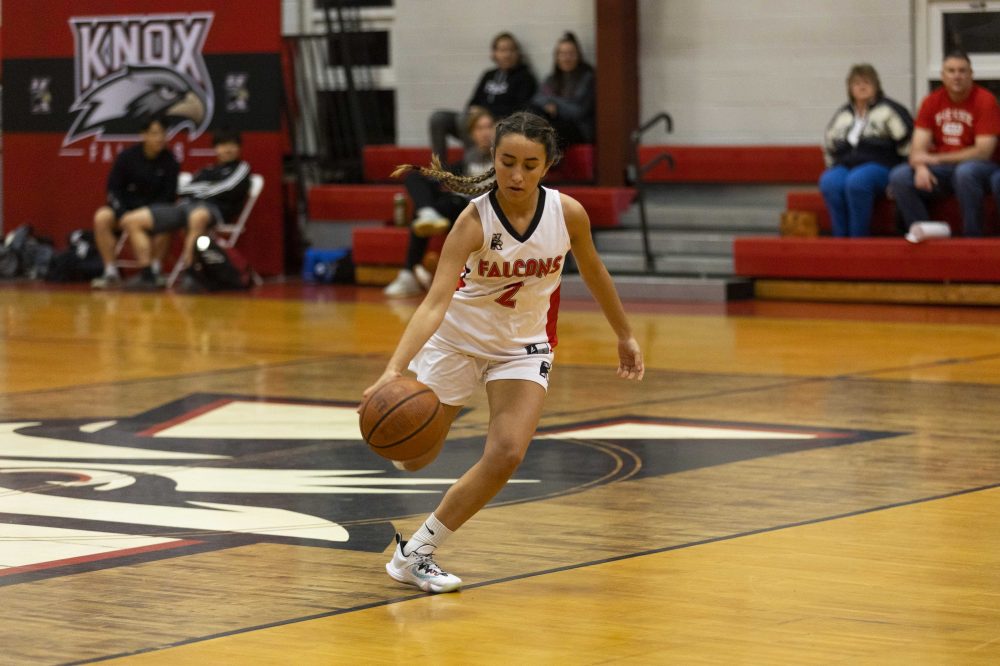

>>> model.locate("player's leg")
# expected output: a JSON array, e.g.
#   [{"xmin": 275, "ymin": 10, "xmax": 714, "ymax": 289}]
[
  {"xmin": 386, "ymin": 378, "xmax": 545, "ymax": 593},
  {"xmin": 433, "ymin": 378, "xmax": 545, "ymax": 529}
]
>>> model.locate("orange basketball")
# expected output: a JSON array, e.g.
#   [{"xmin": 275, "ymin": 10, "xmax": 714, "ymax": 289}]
[{"xmin": 359, "ymin": 376, "xmax": 447, "ymax": 461}]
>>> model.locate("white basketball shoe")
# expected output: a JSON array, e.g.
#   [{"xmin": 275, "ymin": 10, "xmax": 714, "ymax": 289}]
[{"xmin": 385, "ymin": 533, "xmax": 462, "ymax": 593}]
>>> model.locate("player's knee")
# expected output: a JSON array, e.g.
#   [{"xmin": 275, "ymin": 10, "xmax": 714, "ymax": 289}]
[{"xmin": 484, "ymin": 444, "xmax": 527, "ymax": 477}]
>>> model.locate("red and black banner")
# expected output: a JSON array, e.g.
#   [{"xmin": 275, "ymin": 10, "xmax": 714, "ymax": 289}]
[{"xmin": 2, "ymin": 0, "xmax": 284, "ymax": 275}]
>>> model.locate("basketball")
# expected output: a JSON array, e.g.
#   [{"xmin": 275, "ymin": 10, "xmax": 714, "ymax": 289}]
[{"xmin": 359, "ymin": 376, "xmax": 447, "ymax": 461}]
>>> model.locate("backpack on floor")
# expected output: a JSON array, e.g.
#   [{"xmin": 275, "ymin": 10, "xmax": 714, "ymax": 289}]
[
  {"xmin": 47, "ymin": 229, "xmax": 103, "ymax": 282},
  {"xmin": 183, "ymin": 235, "xmax": 253, "ymax": 291}
]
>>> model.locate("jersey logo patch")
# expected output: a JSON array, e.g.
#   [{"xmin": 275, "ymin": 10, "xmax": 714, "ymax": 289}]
[{"xmin": 490, "ymin": 233, "xmax": 503, "ymax": 251}]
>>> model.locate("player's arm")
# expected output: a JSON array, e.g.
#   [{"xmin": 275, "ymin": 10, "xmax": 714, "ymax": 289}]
[
  {"xmin": 361, "ymin": 204, "xmax": 484, "ymax": 401},
  {"xmin": 562, "ymin": 193, "xmax": 644, "ymax": 381}
]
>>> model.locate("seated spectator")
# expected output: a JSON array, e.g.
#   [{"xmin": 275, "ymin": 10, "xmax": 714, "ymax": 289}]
[
  {"xmin": 819, "ymin": 64, "xmax": 912, "ymax": 237},
  {"xmin": 889, "ymin": 50, "xmax": 1000, "ymax": 237},
  {"xmin": 91, "ymin": 115, "xmax": 179, "ymax": 288},
  {"xmin": 120, "ymin": 128, "xmax": 251, "ymax": 290},
  {"xmin": 429, "ymin": 32, "xmax": 536, "ymax": 160},
  {"xmin": 384, "ymin": 108, "xmax": 496, "ymax": 298},
  {"xmin": 529, "ymin": 31, "xmax": 595, "ymax": 146}
]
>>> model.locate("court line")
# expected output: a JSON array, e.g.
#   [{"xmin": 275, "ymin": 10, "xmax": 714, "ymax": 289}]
[{"xmin": 68, "ymin": 480, "xmax": 1000, "ymax": 665}]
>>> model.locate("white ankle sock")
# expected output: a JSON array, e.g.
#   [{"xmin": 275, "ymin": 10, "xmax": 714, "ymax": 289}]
[
  {"xmin": 104, "ymin": 265, "xmax": 120, "ymax": 278},
  {"xmin": 151, "ymin": 260, "xmax": 162, "ymax": 274},
  {"xmin": 405, "ymin": 512, "xmax": 452, "ymax": 555}
]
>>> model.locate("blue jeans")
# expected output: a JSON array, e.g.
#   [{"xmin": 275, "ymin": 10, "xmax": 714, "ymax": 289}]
[
  {"xmin": 819, "ymin": 163, "xmax": 890, "ymax": 237},
  {"xmin": 888, "ymin": 160, "xmax": 996, "ymax": 237}
]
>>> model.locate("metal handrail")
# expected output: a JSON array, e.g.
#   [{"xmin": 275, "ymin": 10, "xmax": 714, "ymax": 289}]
[{"xmin": 628, "ymin": 112, "xmax": 674, "ymax": 273}]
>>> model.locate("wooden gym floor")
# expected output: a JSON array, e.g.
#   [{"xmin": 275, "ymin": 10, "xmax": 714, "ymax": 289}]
[{"xmin": 1, "ymin": 282, "xmax": 998, "ymax": 665}]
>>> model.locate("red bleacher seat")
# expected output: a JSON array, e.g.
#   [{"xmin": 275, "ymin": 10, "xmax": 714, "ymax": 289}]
[
  {"xmin": 786, "ymin": 190, "xmax": 999, "ymax": 236},
  {"xmin": 734, "ymin": 238, "xmax": 1000, "ymax": 282},
  {"xmin": 639, "ymin": 145, "xmax": 825, "ymax": 183},
  {"xmin": 352, "ymin": 227, "xmax": 445, "ymax": 266},
  {"xmin": 308, "ymin": 184, "xmax": 405, "ymax": 221},
  {"xmin": 561, "ymin": 186, "xmax": 635, "ymax": 228}
]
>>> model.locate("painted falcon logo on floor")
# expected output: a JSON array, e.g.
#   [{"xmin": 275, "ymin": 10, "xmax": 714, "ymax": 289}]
[{"xmin": 0, "ymin": 393, "xmax": 900, "ymax": 585}]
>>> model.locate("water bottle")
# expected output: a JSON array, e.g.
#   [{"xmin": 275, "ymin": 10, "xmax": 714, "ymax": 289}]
[{"xmin": 393, "ymin": 193, "xmax": 407, "ymax": 227}]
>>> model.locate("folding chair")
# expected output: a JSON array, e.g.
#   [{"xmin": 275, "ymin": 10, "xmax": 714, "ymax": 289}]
[{"xmin": 166, "ymin": 173, "xmax": 264, "ymax": 287}]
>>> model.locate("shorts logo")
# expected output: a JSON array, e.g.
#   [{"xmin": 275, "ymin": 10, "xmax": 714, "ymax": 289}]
[
  {"xmin": 539, "ymin": 360, "xmax": 551, "ymax": 378},
  {"xmin": 490, "ymin": 233, "xmax": 503, "ymax": 251},
  {"xmin": 65, "ymin": 13, "xmax": 215, "ymax": 146}
]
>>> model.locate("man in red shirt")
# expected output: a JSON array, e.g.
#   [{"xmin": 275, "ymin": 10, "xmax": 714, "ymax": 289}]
[{"xmin": 888, "ymin": 50, "xmax": 1000, "ymax": 236}]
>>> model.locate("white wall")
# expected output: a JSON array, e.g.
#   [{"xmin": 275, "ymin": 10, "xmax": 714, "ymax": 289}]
[
  {"xmin": 287, "ymin": 0, "xmax": 915, "ymax": 146},
  {"xmin": 638, "ymin": 0, "xmax": 913, "ymax": 144}
]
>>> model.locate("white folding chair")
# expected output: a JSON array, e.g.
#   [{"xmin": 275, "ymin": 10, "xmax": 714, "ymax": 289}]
[
  {"xmin": 114, "ymin": 172, "xmax": 194, "ymax": 269},
  {"xmin": 166, "ymin": 173, "xmax": 264, "ymax": 287}
]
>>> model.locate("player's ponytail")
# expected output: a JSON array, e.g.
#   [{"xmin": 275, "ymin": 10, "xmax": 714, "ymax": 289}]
[{"xmin": 391, "ymin": 111, "xmax": 560, "ymax": 195}]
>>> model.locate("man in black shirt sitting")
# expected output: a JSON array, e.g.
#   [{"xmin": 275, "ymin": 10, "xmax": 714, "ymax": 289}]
[
  {"xmin": 91, "ymin": 116, "xmax": 179, "ymax": 288},
  {"xmin": 120, "ymin": 128, "xmax": 251, "ymax": 290}
]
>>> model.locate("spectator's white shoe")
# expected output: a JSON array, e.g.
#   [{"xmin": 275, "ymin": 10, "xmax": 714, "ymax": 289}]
[
  {"xmin": 412, "ymin": 207, "xmax": 449, "ymax": 238},
  {"xmin": 383, "ymin": 269, "xmax": 422, "ymax": 298},
  {"xmin": 385, "ymin": 533, "xmax": 462, "ymax": 594},
  {"xmin": 413, "ymin": 264, "xmax": 433, "ymax": 290}
]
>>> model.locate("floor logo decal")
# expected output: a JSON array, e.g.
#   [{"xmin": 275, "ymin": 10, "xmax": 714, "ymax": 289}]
[{"xmin": 0, "ymin": 394, "xmax": 900, "ymax": 584}]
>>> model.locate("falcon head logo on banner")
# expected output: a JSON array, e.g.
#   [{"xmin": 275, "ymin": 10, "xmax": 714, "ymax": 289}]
[{"xmin": 65, "ymin": 13, "xmax": 215, "ymax": 146}]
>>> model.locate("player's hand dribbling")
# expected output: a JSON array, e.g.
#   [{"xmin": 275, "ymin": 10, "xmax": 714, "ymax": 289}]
[
  {"xmin": 616, "ymin": 336, "xmax": 644, "ymax": 381},
  {"xmin": 359, "ymin": 369, "xmax": 403, "ymax": 413}
]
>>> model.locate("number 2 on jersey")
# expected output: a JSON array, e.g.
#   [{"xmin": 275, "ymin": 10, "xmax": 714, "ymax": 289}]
[{"xmin": 495, "ymin": 281, "xmax": 524, "ymax": 308}]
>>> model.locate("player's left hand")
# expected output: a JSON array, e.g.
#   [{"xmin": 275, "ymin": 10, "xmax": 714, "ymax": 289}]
[{"xmin": 616, "ymin": 337, "xmax": 644, "ymax": 381}]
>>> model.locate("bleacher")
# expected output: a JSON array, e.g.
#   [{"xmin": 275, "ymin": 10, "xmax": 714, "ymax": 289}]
[{"xmin": 307, "ymin": 143, "xmax": 1000, "ymax": 303}]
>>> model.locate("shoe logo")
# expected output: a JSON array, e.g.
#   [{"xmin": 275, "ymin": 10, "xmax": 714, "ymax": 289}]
[
  {"xmin": 428, "ymin": 528, "xmax": 435, "ymax": 535},
  {"xmin": 490, "ymin": 233, "xmax": 503, "ymax": 251}
]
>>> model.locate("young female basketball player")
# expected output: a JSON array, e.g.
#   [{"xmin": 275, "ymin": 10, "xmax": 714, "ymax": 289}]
[{"xmin": 362, "ymin": 111, "xmax": 644, "ymax": 593}]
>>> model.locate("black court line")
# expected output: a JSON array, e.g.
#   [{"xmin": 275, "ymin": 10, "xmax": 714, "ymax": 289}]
[{"xmin": 66, "ymin": 481, "xmax": 1000, "ymax": 665}]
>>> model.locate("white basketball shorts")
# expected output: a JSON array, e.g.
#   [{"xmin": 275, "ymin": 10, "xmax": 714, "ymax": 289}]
[{"xmin": 408, "ymin": 340, "xmax": 554, "ymax": 406}]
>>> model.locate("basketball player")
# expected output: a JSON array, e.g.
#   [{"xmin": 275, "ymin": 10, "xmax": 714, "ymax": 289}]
[{"xmin": 362, "ymin": 111, "xmax": 644, "ymax": 594}]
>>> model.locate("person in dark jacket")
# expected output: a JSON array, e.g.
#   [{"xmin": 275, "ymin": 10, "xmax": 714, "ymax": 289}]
[
  {"xmin": 91, "ymin": 116, "xmax": 179, "ymax": 288},
  {"xmin": 428, "ymin": 32, "xmax": 536, "ymax": 160},
  {"xmin": 529, "ymin": 31, "xmax": 595, "ymax": 145},
  {"xmin": 120, "ymin": 128, "xmax": 251, "ymax": 290},
  {"xmin": 820, "ymin": 64, "xmax": 913, "ymax": 237}
]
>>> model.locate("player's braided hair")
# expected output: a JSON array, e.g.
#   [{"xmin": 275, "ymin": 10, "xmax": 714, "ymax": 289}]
[{"xmin": 390, "ymin": 111, "xmax": 562, "ymax": 197}]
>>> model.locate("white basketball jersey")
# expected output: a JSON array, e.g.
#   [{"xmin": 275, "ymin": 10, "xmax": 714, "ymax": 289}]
[{"xmin": 430, "ymin": 186, "xmax": 571, "ymax": 360}]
